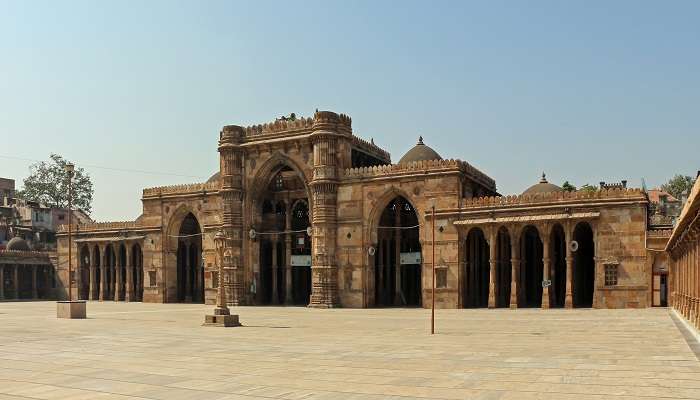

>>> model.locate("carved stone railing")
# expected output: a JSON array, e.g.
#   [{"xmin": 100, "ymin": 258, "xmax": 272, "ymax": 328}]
[
  {"xmin": 142, "ymin": 182, "xmax": 219, "ymax": 197},
  {"xmin": 57, "ymin": 221, "xmax": 139, "ymax": 233},
  {"xmin": 343, "ymin": 159, "xmax": 496, "ymax": 189},
  {"xmin": 0, "ymin": 250, "xmax": 51, "ymax": 258},
  {"xmin": 243, "ymin": 117, "xmax": 315, "ymax": 136},
  {"xmin": 648, "ymin": 229, "xmax": 673, "ymax": 238},
  {"xmin": 350, "ymin": 135, "xmax": 391, "ymax": 162},
  {"xmin": 462, "ymin": 188, "xmax": 646, "ymax": 209}
]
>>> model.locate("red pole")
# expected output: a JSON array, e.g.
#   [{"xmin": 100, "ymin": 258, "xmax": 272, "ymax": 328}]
[{"xmin": 431, "ymin": 204, "xmax": 435, "ymax": 335}]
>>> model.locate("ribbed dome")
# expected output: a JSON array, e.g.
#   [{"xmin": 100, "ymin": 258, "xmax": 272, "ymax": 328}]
[
  {"xmin": 522, "ymin": 173, "xmax": 563, "ymax": 195},
  {"xmin": 206, "ymin": 172, "xmax": 220, "ymax": 183},
  {"xmin": 6, "ymin": 237, "xmax": 29, "ymax": 251},
  {"xmin": 398, "ymin": 136, "xmax": 442, "ymax": 165}
]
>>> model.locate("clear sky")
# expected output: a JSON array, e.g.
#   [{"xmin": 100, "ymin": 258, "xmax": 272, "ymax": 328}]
[{"xmin": 1, "ymin": 1, "xmax": 698, "ymax": 221}]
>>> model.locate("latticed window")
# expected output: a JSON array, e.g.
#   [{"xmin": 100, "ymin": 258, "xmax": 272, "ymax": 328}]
[
  {"xmin": 275, "ymin": 174, "xmax": 284, "ymax": 190},
  {"xmin": 605, "ymin": 264, "xmax": 618, "ymax": 286}
]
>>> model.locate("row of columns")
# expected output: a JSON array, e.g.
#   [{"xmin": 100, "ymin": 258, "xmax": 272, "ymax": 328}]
[
  {"xmin": 266, "ymin": 234, "xmax": 296, "ymax": 304},
  {"xmin": 479, "ymin": 223, "xmax": 577, "ymax": 309},
  {"xmin": 82, "ymin": 242, "xmax": 143, "ymax": 302},
  {"xmin": 179, "ymin": 241, "xmax": 203, "ymax": 302},
  {"xmin": 671, "ymin": 226, "xmax": 699, "ymax": 329},
  {"xmin": 0, "ymin": 264, "xmax": 51, "ymax": 300}
]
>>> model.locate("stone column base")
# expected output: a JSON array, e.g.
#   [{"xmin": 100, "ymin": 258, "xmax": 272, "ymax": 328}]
[
  {"xmin": 203, "ymin": 314, "xmax": 241, "ymax": 327},
  {"xmin": 57, "ymin": 301, "xmax": 87, "ymax": 319}
]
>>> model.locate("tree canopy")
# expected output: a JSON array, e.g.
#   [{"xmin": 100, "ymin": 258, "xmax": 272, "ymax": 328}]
[
  {"xmin": 562, "ymin": 181, "xmax": 576, "ymax": 192},
  {"xmin": 18, "ymin": 154, "xmax": 93, "ymax": 214},
  {"xmin": 660, "ymin": 174, "xmax": 694, "ymax": 200}
]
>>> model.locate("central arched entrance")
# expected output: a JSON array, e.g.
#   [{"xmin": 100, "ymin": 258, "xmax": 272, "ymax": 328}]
[
  {"xmin": 573, "ymin": 222, "xmax": 595, "ymax": 307},
  {"xmin": 520, "ymin": 225, "xmax": 543, "ymax": 307},
  {"xmin": 176, "ymin": 213, "xmax": 203, "ymax": 303},
  {"xmin": 254, "ymin": 165, "xmax": 312, "ymax": 306},
  {"xmin": 374, "ymin": 196, "xmax": 422, "ymax": 307}
]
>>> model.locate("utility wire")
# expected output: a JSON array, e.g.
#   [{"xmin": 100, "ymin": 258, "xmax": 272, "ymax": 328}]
[{"xmin": 0, "ymin": 155, "xmax": 207, "ymax": 179}]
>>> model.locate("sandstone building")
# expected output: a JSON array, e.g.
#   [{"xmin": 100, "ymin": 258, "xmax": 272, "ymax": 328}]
[{"xmin": 56, "ymin": 111, "xmax": 663, "ymax": 309}]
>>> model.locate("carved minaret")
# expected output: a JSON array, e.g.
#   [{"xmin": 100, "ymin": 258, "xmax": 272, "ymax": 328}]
[
  {"xmin": 218, "ymin": 125, "xmax": 246, "ymax": 305},
  {"xmin": 308, "ymin": 111, "xmax": 350, "ymax": 307}
]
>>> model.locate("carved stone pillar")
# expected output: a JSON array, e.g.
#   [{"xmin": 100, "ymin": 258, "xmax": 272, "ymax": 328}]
[
  {"xmin": 285, "ymin": 236, "xmax": 293, "ymax": 305},
  {"xmin": 0, "ymin": 265, "xmax": 4, "ymax": 300},
  {"xmin": 31, "ymin": 265, "xmax": 38, "ymax": 299},
  {"xmin": 509, "ymin": 227, "xmax": 520, "ymax": 309},
  {"xmin": 125, "ymin": 245, "xmax": 133, "ymax": 302},
  {"xmin": 114, "ymin": 245, "xmax": 122, "ymax": 302},
  {"xmin": 185, "ymin": 243, "xmax": 192, "ymax": 302},
  {"xmin": 271, "ymin": 237, "xmax": 279, "ymax": 304},
  {"xmin": 394, "ymin": 202, "xmax": 402, "ymax": 305},
  {"xmin": 218, "ymin": 125, "xmax": 246, "ymax": 306},
  {"xmin": 541, "ymin": 226, "xmax": 551, "ymax": 309},
  {"xmin": 488, "ymin": 226, "xmax": 497, "ymax": 308},
  {"xmin": 99, "ymin": 244, "xmax": 107, "ymax": 301},
  {"xmin": 308, "ymin": 111, "xmax": 347, "ymax": 308},
  {"xmin": 13, "ymin": 265, "xmax": 19, "ymax": 299},
  {"xmin": 564, "ymin": 222, "xmax": 573, "ymax": 308}
]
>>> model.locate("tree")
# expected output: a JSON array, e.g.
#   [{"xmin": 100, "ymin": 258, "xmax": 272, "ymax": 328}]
[
  {"xmin": 562, "ymin": 181, "xmax": 576, "ymax": 192},
  {"xmin": 18, "ymin": 154, "xmax": 93, "ymax": 214},
  {"xmin": 661, "ymin": 174, "xmax": 694, "ymax": 200},
  {"xmin": 579, "ymin": 184, "xmax": 598, "ymax": 193}
]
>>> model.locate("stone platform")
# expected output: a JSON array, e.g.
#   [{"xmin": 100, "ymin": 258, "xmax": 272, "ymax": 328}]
[{"xmin": 0, "ymin": 302, "xmax": 699, "ymax": 399}]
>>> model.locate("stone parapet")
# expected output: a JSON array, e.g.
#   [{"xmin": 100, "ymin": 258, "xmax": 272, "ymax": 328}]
[
  {"xmin": 462, "ymin": 188, "xmax": 646, "ymax": 209},
  {"xmin": 342, "ymin": 159, "xmax": 495, "ymax": 191},
  {"xmin": 350, "ymin": 135, "xmax": 391, "ymax": 162},
  {"xmin": 57, "ymin": 221, "xmax": 138, "ymax": 233},
  {"xmin": 142, "ymin": 182, "xmax": 219, "ymax": 198}
]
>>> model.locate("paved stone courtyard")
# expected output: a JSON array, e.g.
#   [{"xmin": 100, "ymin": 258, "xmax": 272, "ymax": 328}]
[{"xmin": 0, "ymin": 302, "xmax": 699, "ymax": 400}]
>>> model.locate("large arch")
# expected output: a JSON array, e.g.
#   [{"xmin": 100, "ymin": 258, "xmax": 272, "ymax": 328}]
[
  {"xmin": 250, "ymin": 157, "xmax": 312, "ymax": 306},
  {"xmin": 176, "ymin": 213, "xmax": 203, "ymax": 303},
  {"xmin": 92, "ymin": 245, "xmax": 100, "ymax": 300},
  {"xmin": 131, "ymin": 243, "xmax": 144, "ymax": 301},
  {"xmin": 373, "ymin": 195, "xmax": 421, "ymax": 307},
  {"xmin": 104, "ymin": 244, "xmax": 116, "ymax": 300},
  {"xmin": 464, "ymin": 227, "xmax": 489, "ymax": 308},
  {"xmin": 573, "ymin": 222, "xmax": 595, "ymax": 307},
  {"xmin": 495, "ymin": 226, "xmax": 512, "ymax": 307},
  {"xmin": 520, "ymin": 225, "xmax": 543, "ymax": 308}
]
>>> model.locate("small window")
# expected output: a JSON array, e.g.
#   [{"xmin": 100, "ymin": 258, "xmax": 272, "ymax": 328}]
[
  {"xmin": 436, "ymin": 268, "xmax": 448, "ymax": 288},
  {"xmin": 148, "ymin": 271, "xmax": 157, "ymax": 287},
  {"xmin": 605, "ymin": 264, "xmax": 618, "ymax": 286}
]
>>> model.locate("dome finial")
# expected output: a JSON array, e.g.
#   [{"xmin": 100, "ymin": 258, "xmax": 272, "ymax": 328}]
[
  {"xmin": 417, "ymin": 135, "xmax": 424, "ymax": 145},
  {"xmin": 540, "ymin": 172, "xmax": 548, "ymax": 183}
]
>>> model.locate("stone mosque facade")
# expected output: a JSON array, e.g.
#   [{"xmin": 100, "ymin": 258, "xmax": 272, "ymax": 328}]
[{"xmin": 56, "ymin": 110, "xmax": 663, "ymax": 309}]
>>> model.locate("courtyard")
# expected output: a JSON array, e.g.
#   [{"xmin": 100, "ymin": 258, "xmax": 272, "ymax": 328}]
[{"xmin": 0, "ymin": 303, "xmax": 699, "ymax": 400}]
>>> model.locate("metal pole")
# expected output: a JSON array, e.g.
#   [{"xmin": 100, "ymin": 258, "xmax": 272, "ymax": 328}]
[
  {"xmin": 431, "ymin": 204, "xmax": 435, "ymax": 335},
  {"xmin": 67, "ymin": 171, "xmax": 73, "ymax": 301}
]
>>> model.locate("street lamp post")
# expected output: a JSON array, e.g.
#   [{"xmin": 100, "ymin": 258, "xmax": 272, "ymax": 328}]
[
  {"xmin": 57, "ymin": 162, "xmax": 86, "ymax": 319},
  {"xmin": 431, "ymin": 198, "xmax": 436, "ymax": 335},
  {"xmin": 204, "ymin": 230, "xmax": 240, "ymax": 327}
]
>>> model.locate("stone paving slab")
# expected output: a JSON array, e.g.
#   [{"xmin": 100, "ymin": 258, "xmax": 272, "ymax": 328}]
[{"xmin": 0, "ymin": 302, "xmax": 699, "ymax": 399}]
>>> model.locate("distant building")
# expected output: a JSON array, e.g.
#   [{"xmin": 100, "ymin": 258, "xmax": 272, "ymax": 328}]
[
  {"xmin": 0, "ymin": 178, "xmax": 15, "ymax": 200},
  {"xmin": 647, "ymin": 188, "xmax": 682, "ymax": 228}
]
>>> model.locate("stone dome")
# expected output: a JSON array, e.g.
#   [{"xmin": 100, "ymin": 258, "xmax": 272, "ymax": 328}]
[
  {"xmin": 6, "ymin": 237, "xmax": 30, "ymax": 251},
  {"xmin": 397, "ymin": 136, "xmax": 442, "ymax": 165},
  {"xmin": 522, "ymin": 173, "xmax": 563, "ymax": 195},
  {"xmin": 206, "ymin": 172, "xmax": 220, "ymax": 183}
]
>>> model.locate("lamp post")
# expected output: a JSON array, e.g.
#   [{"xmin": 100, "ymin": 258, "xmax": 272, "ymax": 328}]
[
  {"xmin": 430, "ymin": 198, "xmax": 436, "ymax": 335},
  {"xmin": 66, "ymin": 162, "xmax": 74, "ymax": 301},
  {"xmin": 204, "ymin": 230, "xmax": 240, "ymax": 327},
  {"xmin": 57, "ymin": 162, "xmax": 86, "ymax": 318}
]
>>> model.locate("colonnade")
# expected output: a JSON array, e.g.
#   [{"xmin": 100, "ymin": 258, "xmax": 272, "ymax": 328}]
[
  {"xmin": 177, "ymin": 239, "xmax": 204, "ymax": 302},
  {"xmin": 0, "ymin": 263, "xmax": 53, "ymax": 300},
  {"xmin": 670, "ymin": 224, "xmax": 699, "ymax": 329},
  {"xmin": 462, "ymin": 220, "xmax": 595, "ymax": 309},
  {"xmin": 79, "ymin": 241, "xmax": 144, "ymax": 302}
]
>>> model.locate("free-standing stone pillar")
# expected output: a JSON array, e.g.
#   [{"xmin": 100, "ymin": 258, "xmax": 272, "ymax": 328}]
[
  {"xmin": 509, "ymin": 228, "xmax": 520, "ymax": 309},
  {"xmin": 564, "ymin": 223, "xmax": 574, "ymax": 308},
  {"xmin": 31, "ymin": 265, "xmax": 38, "ymax": 299},
  {"xmin": 125, "ymin": 245, "xmax": 133, "ymax": 302},
  {"xmin": 488, "ymin": 227, "xmax": 497, "ymax": 308},
  {"xmin": 541, "ymin": 227, "xmax": 551, "ymax": 309}
]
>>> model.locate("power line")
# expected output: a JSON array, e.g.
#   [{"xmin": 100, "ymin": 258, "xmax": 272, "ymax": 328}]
[{"xmin": 0, "ymin": 154, "xmax": 207, "ymax": 179}]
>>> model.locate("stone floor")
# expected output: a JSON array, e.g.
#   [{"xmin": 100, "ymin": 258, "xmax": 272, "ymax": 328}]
[{"xmin": 0, "ymin": 302, "xmax": 699, "ymax": 400}]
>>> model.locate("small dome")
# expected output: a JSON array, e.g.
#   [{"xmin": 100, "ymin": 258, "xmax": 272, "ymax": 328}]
[
  {"xmin": 522, "ymin": 173, "xmax": 563, "ymax": 195},
  {"xmin": 398, "ymin": 136, "xmax": 442, "ymax": 165},
  {"xmin": 6, "ymin": 237, "xmax": 29, "ymax": 251},
  {"xmin": 206, "ymin": 172, "xmax": 220, "ymax": 183}
]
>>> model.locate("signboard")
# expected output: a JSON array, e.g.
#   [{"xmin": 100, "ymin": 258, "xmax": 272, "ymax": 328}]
[
  {"xmin": 400, "ymin": 252, "xmax": 422, "ymax": 265},
  {"xmin": 291, "ymin": 255, "xmax": 312, "ymax": 266}
]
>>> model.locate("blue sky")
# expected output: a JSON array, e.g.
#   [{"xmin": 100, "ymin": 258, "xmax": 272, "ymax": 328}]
[{"xmin": 1, "ymin": 1, "xmax": 698, "ymax": 221}]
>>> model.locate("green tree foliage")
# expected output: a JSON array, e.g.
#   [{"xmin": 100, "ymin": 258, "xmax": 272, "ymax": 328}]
[
  {"xmin": 660, "ymin": 174, "xmax": 694, "ymax": 200},
  {"xmin": 579, "ymin": 184, "xmax": 598, "ymax": 193},
  {"xmin": 562, "ymin": 181, "xmax": 576, "ymax": 192},
  {"xmin": 17, "ymin": 154, "xmax": 93, "ymax": 214}
]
